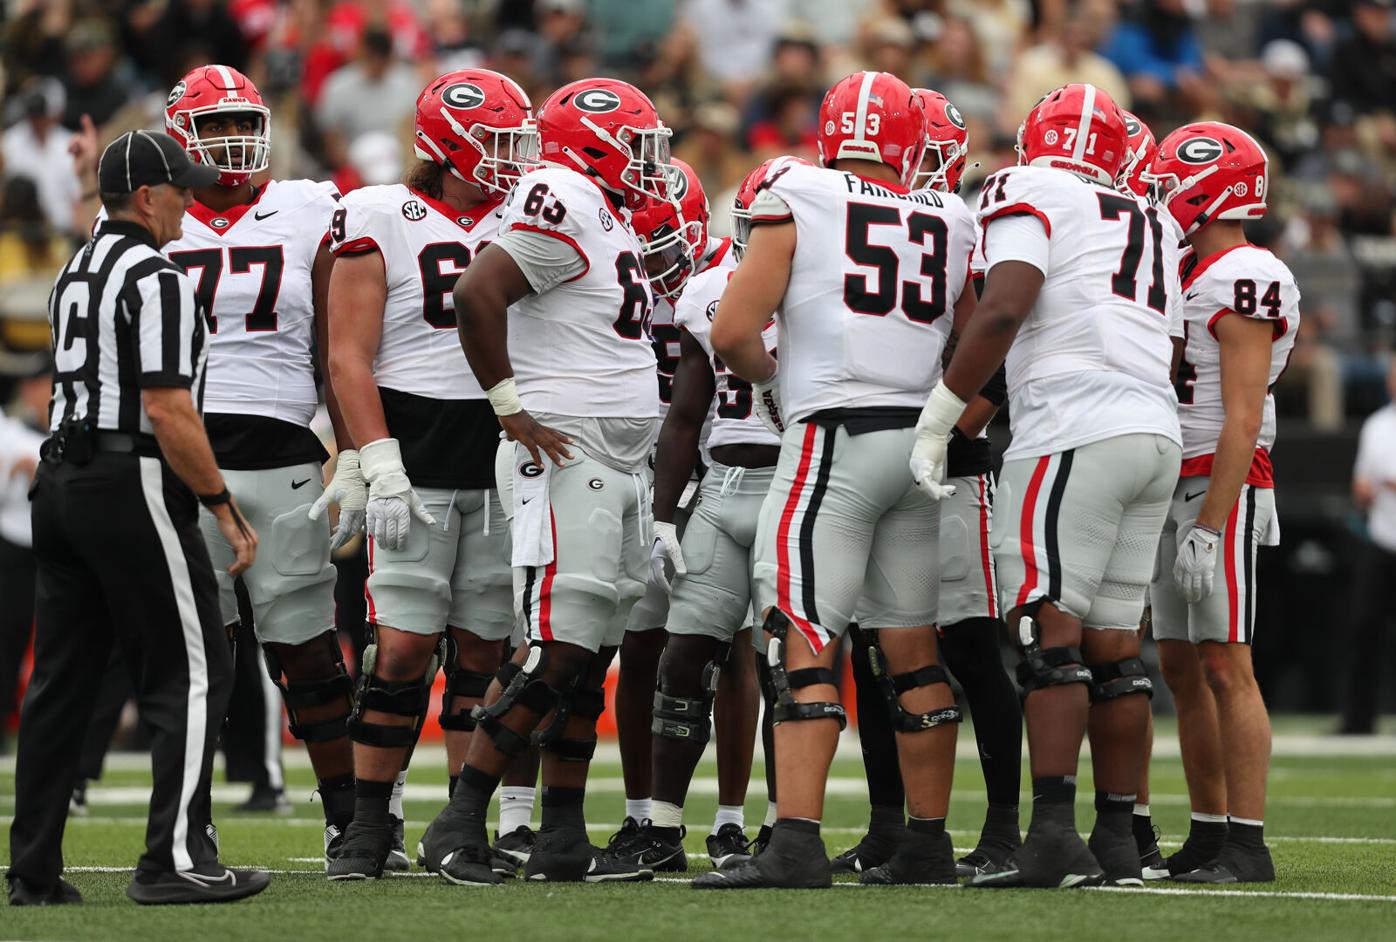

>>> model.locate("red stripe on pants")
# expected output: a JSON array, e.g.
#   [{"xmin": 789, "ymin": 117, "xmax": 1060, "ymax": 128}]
[
  {"xmin": 1224, "ymin": 498, "xmax": 1241, "ymax": 642},
  {"xmin": 538, "ymin": 508, "xmax": 558, "ymax": 641},
  {"xmin": 776, "ymin": 424, "xmax": 820, "ymax": 647},
  {"xmin": 1014, "ymin": 455, "xmax": 1053, "ymax": 610},
  {"xmin": 365, "ymin": 536, "xmax": 377, "ymax": 624}
]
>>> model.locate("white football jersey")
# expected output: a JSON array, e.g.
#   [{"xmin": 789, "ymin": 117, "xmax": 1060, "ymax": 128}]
[
  {"xmin": 758, "ymin": 162, "xmax": 976, "ymax": 424},
  {"xmin": 329, "ymin": 182, "xmax": 500, "ymax": 400},
  {"xmin": 977, "ymin": 165, "xmax": 1181, "ymax": 460},
  {"xmin": 501, "ymin": 166, "xmax": 658, "ymax": 419},
  {"xmin": 157, "ymin": 179, "xmax": 338, "ymax": 427},
  {"xmin": 673, "ymin": 241, "xmax": 774, "ymax": 450},
  {"xmin": 1176, "ymin": 245, "xmax": 1299, "ymax": 478}
]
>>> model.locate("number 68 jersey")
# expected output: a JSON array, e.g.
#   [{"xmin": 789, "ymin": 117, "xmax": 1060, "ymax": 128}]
[
  {"xmin": 1175, "ymin": 244, "xmax": 1300, "ymax": 482},
  {"xmin": 329, "ymin": 182, "xmax": 501, "ymax": 400},
  {"xmin": 753, "ymin": 161, "xmax": 976, "ymax": 424}
]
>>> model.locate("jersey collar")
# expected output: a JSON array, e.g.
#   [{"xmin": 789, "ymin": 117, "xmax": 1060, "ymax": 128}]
[
  {"xmin": 1181, "ymin": 241, "xmax": 1253, "ymax": 291},
  {"xmin": 96, "ymin": 219, "xmax": 158, "ymax": 248},
  {"xmin": 409, "ymin": 186, "xmax": 503, "ymax": 231},
  {"xmin": 698, "ymin": 237, "xmax": 731, "ymax": 273},
  {"xmin": 846, "ymin": 170, "xmax": 910, "ymax": 195},
  {"xmin": 188, "ymin": 181, "xmax": 273, "ymax": 235}
]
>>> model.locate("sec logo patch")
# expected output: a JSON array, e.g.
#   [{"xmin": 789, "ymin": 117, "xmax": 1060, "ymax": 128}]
[{"xmin": 402, "ymin": 200, "xmax": 428, "ymax": 221}]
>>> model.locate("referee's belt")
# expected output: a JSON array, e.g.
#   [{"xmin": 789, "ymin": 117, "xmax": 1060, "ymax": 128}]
[
  {"xmin": 43, "ymin": 426, "xmax": 162, "ymax": 464},
  {"xmin": 91, "ymin": 431, "xmax": 162, "ymax": 457}
]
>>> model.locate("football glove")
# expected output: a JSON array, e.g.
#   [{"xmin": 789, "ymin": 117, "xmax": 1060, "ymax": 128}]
[
  {"xmin": 359, "ymin": 438, "xmax": 436, "ymax": 551},
  {"xmin": 1173, "ymin": 523, "xmax": 1221, "ymax": 603},
  {"xmin": 308, "ymin": 448, "xmax": 367, "ymax": 550},
  {"xmin": 909, "ymin": 380, "xmax": 966, "ymax": 501},
  {"xmin": 752, "ymin": 374, "xmax": 785, "ymax": 440},
  {"xmin": 648, "ymin": 520, "xmax": 687, "ymax": 593}
]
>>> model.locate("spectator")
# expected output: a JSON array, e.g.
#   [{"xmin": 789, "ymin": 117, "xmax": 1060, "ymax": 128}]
[
  {"xmin": 1342, "ymin": 356, "xmax": 1396, "ymax": 734},
  {"xmin": 927, "ymin": 16, "xmax": 1000, "ymax": 125},
  {"xmin": 123, "ymin": 0, "xmax": 250, "ymax": 88},
  {"xmin": 746, "ymin": 81, "xmax": 819, "ymax": 161},
  {"xmin": 1100, "ymin": 0, "xmax": 1204, "ymax": 116},
  {"xmin": 2, "ymin": 0, "xmax": 71, "ymax": 96},
  {"xmin": 316, "ymin": 28, "xmax": 420, "ymax": 178},
  {"xmin": 424, "ymin": 0, "xmax": 485, "ymax": 74},
  {"xmin": 675, "ymin": 0, "xmax": 783, "ymax": 100},
  {"xmin": 1328, "ymin": 0, "xmax": 1396, "ymax": 116},
  {"xmin": 1, "ymin": 79, "xmax": 81, "ymax": 237},
  {"xmin": 673, "ymin": 101, "xmax": 750, "ymax": 211},
  {"xmin": 0, "ymin": 177, "xmax": 73, "ymax": 328},
  {"xmin": 1001, "ymin": 9, "xmax": 1129, "ymax": 131},
  {"xmin": 948, "ymin": 0, "xmax": 1030, "ymax": 79},
  {"xmin": 590, "ymin": 0, "xmax": 679, "ymax": 75},
  {"xmin": 532, "ymin": 0, "xmax": 594, "ymax": 87},
  {"xmin": 861, "ymin": 16, "xmax": 917, "ymax": 80},
  {"xmin": 60, "ymin": 18, "xmax": 139, "ymax": 131}
]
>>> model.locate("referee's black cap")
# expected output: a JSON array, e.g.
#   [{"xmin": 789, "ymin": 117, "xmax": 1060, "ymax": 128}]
[{"xmin": 98, "ymin": 130, "xmax": 219, "ymax": 193}]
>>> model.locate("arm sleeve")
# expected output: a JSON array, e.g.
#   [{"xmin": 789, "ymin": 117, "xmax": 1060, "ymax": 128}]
[
  {"xmin": 493, "ymin": 228, "xmax": 587, "ymax": 294},
  {"xmin": 982, "ymin": 213, "xmax": 1050, "ymax": 276},
  {"xmin": 134, "ymin": 268, "xmax": 198, "ymax": 388}
]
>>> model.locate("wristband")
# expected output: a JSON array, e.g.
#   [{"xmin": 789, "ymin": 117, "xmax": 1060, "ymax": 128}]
[
  {"xmin": 199, "ymin": 487, "xmax": 232, "ymax": 508},
  {"xmin": 486, "ymin": 377, "xmax": 524, "ymax": 417}
]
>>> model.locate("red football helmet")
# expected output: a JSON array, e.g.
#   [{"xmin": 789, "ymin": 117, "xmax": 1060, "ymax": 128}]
[
  {"xmin": 1147, "ymin": 121, "xmax": 1269, "ymax": 236},
  {"xmin": 536, "ymin": 78, "xmax": 672, "ymax": 210},
  {"xmin": 631, "ymin": 158, "xmax": 709, "ymax": 298},
  {"xmin": 414, "ymin": 69, "xmax": 537, "ymax": 196},
  {"xmin": 911, "ymin": 88, "xmax": 969, "ymax": 193},
  {"xmin": 817, "ymin": 71, "xmax": 925, "ymax": 188},
  {"xmin": 165, "ymin": 64, "xmax": 270, "ymax": 187},
  {"xmin": 730, "ymin": 155, "xmax": 812, "ymax": 259},
  {"xmin": 1117, "ymin": 110, "xmax": 1157, "ymax": 199},
  {"xmin": 1016, "ymin": 83, "xmax": 1128, "ymax": 186}
]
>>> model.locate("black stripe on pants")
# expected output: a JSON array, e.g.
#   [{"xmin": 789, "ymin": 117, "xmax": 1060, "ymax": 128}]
[{"xmin": 8, "ymin": 453, "xmax": 232, "ymax": 886}]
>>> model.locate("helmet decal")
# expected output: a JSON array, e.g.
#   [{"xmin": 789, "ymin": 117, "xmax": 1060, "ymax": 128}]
[{"xmin": 573, "ymin": 88, "xmax": 622, "ymax": 114}]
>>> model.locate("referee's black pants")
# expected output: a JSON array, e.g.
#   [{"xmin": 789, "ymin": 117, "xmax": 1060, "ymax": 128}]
[{"xmin": 8, "ymin": 453, "xmax": 233, "ymax": 887}]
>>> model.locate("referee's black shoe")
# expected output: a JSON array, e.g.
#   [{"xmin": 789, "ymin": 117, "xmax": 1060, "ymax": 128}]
[
  {"xmin": 8, "ymin": 875, "xmax": 83, "ymax": 906},
  {"xmin": 126, "ymin": 864, "xmax": 269, "ymax": 905}
]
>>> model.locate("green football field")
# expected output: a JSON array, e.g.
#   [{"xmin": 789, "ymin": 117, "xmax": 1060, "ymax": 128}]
[{"xmin": 2, "ymin": 716, "xmax": 1394, "ymax": 941}]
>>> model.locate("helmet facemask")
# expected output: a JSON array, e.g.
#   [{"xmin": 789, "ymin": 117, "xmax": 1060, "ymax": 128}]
[{"xmin": 184, "ymin": 106, "xmax": 271, "ymax": 180}]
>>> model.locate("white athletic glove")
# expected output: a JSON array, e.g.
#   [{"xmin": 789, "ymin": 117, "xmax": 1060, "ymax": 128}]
[
  {"xmin": 648, "ymin": 520, "xmax": 687, "ymax": 593},
  {"xmin": 308, "ymin": 448, "xmax": 368, "ymax": 550},
  {"xmin": 1173, "ymin": 523, "xmax": 1221, "ymax": 603},
  {"xmin": 909, "ymin": 380, "xmax": 967, "ymax": 501},
  {"xmin": 359, "ymin": 438, "xmax": 436, "ymax": 551},
  {"xmin": 752, "ymin": 373, "xmax": 785, "ymax": 440}
]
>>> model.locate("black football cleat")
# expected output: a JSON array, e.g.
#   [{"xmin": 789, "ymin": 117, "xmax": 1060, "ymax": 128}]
[
  {"xmin": 692, "ymin": 821, "xmax": 830, "ymax": 889},
  {"xmin": 1172, "ymin": 843, "xmax": 1275, "ymax": 884},
  {"xmin": 325, "ymin": 820, "xmax": 393, "ymax": 880},
  {"xmin": 1139, "ymin": 824, "xmax": 1168, "ymax": 880},
  {"xmin": 8, "ymin": 875, "xmax": 82, "ymax": 906},
  {"xmin": 1088, "ymin": 819, "xmax": 1144, "ymax": 887},
  {"xmin": 956, "ymin": 806, "xmax": 1021, "ymax": 878},
  {"xmin": 860, "ymin": 829, "xmax": 957, "ymax": 886},
  {"xmin": 526, "ymin": 826, "xmax": 654, "ymax": 883},
  {"xmin": 965, "ymin": 819, "xmax": 1103, "ymax": 889},
  {"xmin": 438, "ymin": 843, "xmax": 504, "ymax": 886},
  {"xmin": 615, "ymin": 823, "xmax": 687, "ymax": 873},
  {"xmin": 127, "ymin": 864, "xmax": 269, "ymax": 904},
  {"xmin": 493, "ymin": 825, "xmax": 537, "ymax": 867},
  {"xmin": 830, "ymin": 825, "xmax": 902, "ymax": 874},
  {"xmin": 750, "ymin": 824, "xmax": 773, "ymax": 857},
  {"xmin": 707, "ymin": 823, "xmax": 753, "ymax": 871},
  {"xmin": 605, "ymin": 816, "xmax": 645, "ymax": 856},
  {"xmin": 382, "ymin": 815, "xmax": 410, "ymax": 872}
]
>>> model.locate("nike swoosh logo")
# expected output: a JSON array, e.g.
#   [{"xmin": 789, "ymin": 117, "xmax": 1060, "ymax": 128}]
[
  {"xmin": 1185, "ymin": 292, "xmax": 1199, "ymax": 301},
  {"xmin": 177, "ymin": 869, "xmax": 236, "ymax": 886},
  {"xmin": 254, "ymin": 210, "xmax": 277, "ymax": 220},
  {"xmin": 291, "ymin": 478, "xmax": 312, "ymax": 489},
  {"xmin": 521, "ymin": 496, "xmax": 534, "ymax": 504},
  {"xmin": 1184, "ymin": 490, "xmax": 1205, "ymax": 501}
]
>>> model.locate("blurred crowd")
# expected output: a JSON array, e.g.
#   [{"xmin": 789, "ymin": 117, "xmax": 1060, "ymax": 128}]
[{"xmin": 1, "ymin": 0, "xmax": 1395, "ymax": 422}]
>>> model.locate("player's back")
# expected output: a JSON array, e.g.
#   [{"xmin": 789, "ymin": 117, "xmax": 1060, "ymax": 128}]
[
  {"xmin": 761, "ymin": 162, "xmax": 976, "ymax": 424},
  {"xmin": 976, "ymin": 164, "xmax": 1181, "ymax": 459}
]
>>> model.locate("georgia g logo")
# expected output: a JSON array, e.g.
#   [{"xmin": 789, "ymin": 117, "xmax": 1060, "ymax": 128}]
[
  {"xmin": 1124, "ymin": 115, "xmax": 1141, "ymax": 137},
  {"xmin": 945, "ymin": 103, "xmax": 965, "ymax": 129},
  {"xmin": 167, "ymin": 80, "xmax": 186, "ymax": 107},
  {"xmin": 1177, "ymin": 137, "xmax": 1224, "ymax": 165},
  {"xmin": 442, "ymin": 82, "xmax": 486, "ymax": 110},
  {"xmin": 574, "ymin": 88, "xmax": 622, "ymax": 114},
  {"xmin": 667, "ymin": 165, "xmax": 689, "ymax": 200}
]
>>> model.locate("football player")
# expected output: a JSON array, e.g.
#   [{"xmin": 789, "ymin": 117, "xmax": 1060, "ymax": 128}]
[
  {"xmin": 696, "ymin": 71, "xmax": 978, "ymax": 889},
  {"xmin": 1143, "ymin": 123, "xmax": 1295, "ymax": 884},
  {"xmin": 418, "ymin": 78, "xmax": 670, "ymax": 885},
  {"xmin": 156, "ymin": 64, "xmax": 354, "ymax": 865},
  {"xmin": 833, "ymin": 87, "xmax": 1025, "ymax": 880},
  {"xmin": 322, "ymin": 69, "xmax": 536, "ymax": 879},
  {"xmin": 911, "ymin": 83, "xmax": 1183, "ymax": 888},
  {"xmin": 610, "ymin": 159, "xmax": 764, "ymax": 873}
]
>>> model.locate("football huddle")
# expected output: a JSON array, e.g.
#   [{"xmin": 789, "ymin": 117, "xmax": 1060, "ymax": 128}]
[{"xmin": 15, "ymin": 59, "xmax": 1300, "ymax": 903}]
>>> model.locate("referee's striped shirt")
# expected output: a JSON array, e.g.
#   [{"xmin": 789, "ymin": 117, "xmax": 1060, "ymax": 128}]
[{"xmin": 48, "ymin": 219, "xmax": 208, "ymax": 437}]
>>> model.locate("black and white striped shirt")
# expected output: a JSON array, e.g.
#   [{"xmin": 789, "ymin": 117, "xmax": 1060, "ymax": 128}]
[{"xmin": 48, "ymin": 220, "xmax": 208, "ymax": 436}]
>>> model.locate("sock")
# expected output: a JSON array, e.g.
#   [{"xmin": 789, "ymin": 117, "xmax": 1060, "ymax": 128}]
[
  {"xmin": 452, "ymin": 764, "xmax": 501, "ymax": 826},
  {"xmin": 1175, "ymin": 812, "xmax": 1229, "ymax": 864},
  {"xmin": 907, "ymin": 815, "xmax": 946, "ymax": 839},
  {"xmin": 1095, "ymin": 790, "xmax": 1135, "ymax": 834},
  {"xmin": 1032, "ymin": 775, "xmax": 1076, "ymax": 805},
  {"xmin": 541, "ymin": 786, "xmax": 586, "ymax": 830},
  {"xmin": 625, "ymin": 797, "xmax": 652, "ymax": 823},
  {"xmin": 849, "ymin": 626, "xmax": 907, "ymax": 808},
  {"xmin": 317, "ymin": 774, "xmax": 356, "ymax": 829},
  {"xmin": 711, "ymin": 804, "xmax": 744, "ymax": 835},
  {"xmin": 650, "ymin": 800, "xmax": 683, "ymax": 830},
  {"xmin": 774, "ymin": 817, "xmax": 820, "ymax": 837},
  {"xmin": 448, "ymin": 775, "xmax": 458, "ymax": 799},
  {"xmin": 498, "ymin": 786, "xmax": 536, "ymax": 835},
  {"xmin": 868, "ymin": 802, "xmax": 905, "ymax": 832},
  {"xmin": 354, "ymin": 778, "xmax": 394, "ymax": 826},
  {"xmin": 1228, "ymin": 817, "xmax": 1264, "ymax": 850},
  {"xmin": 938, "ymin": 618, "xmax": 1024, "ymax": 806},
  {"xmin": 763, "ymin": 801, "xmax": 778, "ymax": 828},
  {"xmin": 981, "ymin": 802, "xmax": 1020, "ymax": 845},
  {"xmin": 388, "ymin": 769, "xmax": 407, "ymax": 820}
]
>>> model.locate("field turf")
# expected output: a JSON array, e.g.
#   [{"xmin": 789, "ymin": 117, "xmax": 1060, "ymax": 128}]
[{"xmin": 2, "ymin": 716, "xmax": 1393, "ymax": 941}]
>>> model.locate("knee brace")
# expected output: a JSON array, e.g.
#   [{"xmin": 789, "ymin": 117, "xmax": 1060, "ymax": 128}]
[
  {"xmin": 1012, "ymin": 611, "xmax": 1093, "ymax": 695},
  {"xmin": 652, "ymin": 642, "xmax": 730, "ymax": 745},
  {"xmin": 537, "ymin": 682, "xmax": 605, "ymax": 762},
  {"xmin": 471, "ymin": 647, "xmax": 562, "ymax": 758},
  {"xmin": 346, "ymin": 642, "xmax": 439, "ymax": 748},
  {"xmin": 764, "ymin": 610, "xmax": 847, "ymax": 729},
  {"xmin": 262, "ymin": 633, "xmax": 354, "ymax": 743},
  {"xmin": 867, "ymin": 644, "xmax": 962, "ymax": 732},
  {"xmin": 1088, "ymin": 657, "xmax": 1153, "ymax": 702},
  {"xmin": 438, "ymin": 636, "xmax": 495, "ymax": 732}
]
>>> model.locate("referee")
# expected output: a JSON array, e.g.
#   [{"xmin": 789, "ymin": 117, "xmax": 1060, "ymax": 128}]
[{"xmin": 7, "ymin": 131, "xmax": 268, "ymax": 907}]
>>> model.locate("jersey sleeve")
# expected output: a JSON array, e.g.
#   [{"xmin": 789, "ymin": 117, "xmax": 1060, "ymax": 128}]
[
  {"xmin": 328, "ymin": 189, "xmax": 388, "ymax": 257},
  {"xmin": 131, "ymin": 264, "xmax": 200, "ymax": 388},
  {"xmin": 493, "ymin": 228, "xmax": 588, "ymax": 294},
  {"xmin": 1196, "ymin": 251, "xmax": 1301, "ymax": 340},
  {"xmin": 975, "ymin": 166, "xmax": 1054, "ymax": 239},
  {"xmin": 982, "ymin": 213, "xmax": 1051, "ymax": 276},
  {"xmin": 498, "ymin": 168, "xmax": 592, "ymax": 273}
]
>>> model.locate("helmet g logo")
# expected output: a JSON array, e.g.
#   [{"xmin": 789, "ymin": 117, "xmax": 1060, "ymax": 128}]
[
  {"xmin": 1124, "ymin": 115, "xmax": 1141, "ymax": 136},
  {"xmin": 1177, "ymin": 137, "xmax": 1224, "ymax": 164},
  {"xmin": 167, "ymin": 80, "xmax": 187, "ymax": 107},
  {"xmin": 945, "ymin": 103, "xmax": 965, "ymax": 129},
  {"xmin": 668, "ymin": 165, "xmax": 689, "ymax": 200},
  {"xmin": 442, "ymin": 83, "xmax": 486, "ymax": 110},
  {"xmin": 574, "ymin": 88, "xmax": 622, "ymax": 114}
]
